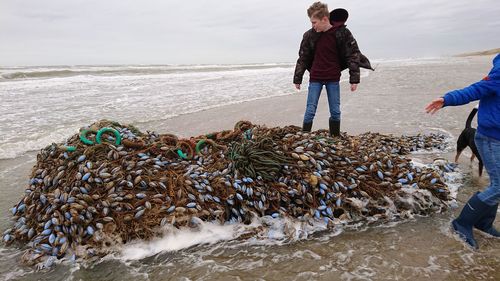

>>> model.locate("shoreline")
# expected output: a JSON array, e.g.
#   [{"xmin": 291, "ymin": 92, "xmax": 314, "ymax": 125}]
[
  {"xmin": 2, "ymin": 55, "xmax": 495, "ymax": 162},
  {"xmin": 0, "ymin": 55, "xmax": 498, "ymax": 279},
  {"xmin": 137, "ymin": 57, "xmax": 489, "ymax": 138}
]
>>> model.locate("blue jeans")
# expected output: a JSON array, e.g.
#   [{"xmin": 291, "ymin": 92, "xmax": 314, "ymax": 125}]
[
  {"xmin": 303, "ymin": 82, "xmax": 340, "ymax": 123},
  {"xmin": 476, "ymin": 132, "xmax": 500, "ymax": 205}
]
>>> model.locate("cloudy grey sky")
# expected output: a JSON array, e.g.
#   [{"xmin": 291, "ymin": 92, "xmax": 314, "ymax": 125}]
[{"xmin": 1, "ymin": 0, "xmax": 499, "ymax": 66}]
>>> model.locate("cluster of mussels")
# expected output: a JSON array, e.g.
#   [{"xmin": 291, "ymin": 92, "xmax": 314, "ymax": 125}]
[{"xmin": 3, "ymin": 120, "xmax": 454, "ymax": 266}]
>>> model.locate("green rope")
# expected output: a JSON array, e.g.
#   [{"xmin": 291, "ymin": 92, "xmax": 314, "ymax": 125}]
[
  {"xmin": 96, "ymin": 127, "xmax": 121, "ymax": 145},
  {"xmin": 228, "ymin": 137, "xmax": 291, "ymax": 181},
  {"xmin": 80, "ymin": 129, "xmax": 97, "ymax": 145}
]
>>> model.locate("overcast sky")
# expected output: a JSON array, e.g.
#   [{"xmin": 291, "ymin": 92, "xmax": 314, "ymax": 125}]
[{"xmin": 1, "ymin": 0, "xmax": 499, "ymax": 66}]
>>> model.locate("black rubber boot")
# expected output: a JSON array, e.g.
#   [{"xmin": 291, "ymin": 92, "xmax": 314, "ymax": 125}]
[
  {"xmin": 452, "ymin": 193, "xmax": 491, "ymax": 249},
  {"xmin": 329, "ymin": 118, "xmax": 340, "ymax": 137},
  {"xmin": 302, "ymin": 121, "xmax": 313, "ymax": 132},
  {"xmin": 475, "ymin": 203, "xmax": 500, "ymax": 237}
]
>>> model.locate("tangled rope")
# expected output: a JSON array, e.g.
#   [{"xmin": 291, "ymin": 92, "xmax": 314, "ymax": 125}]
[{"xmin": 228, "ymin": 137, "xmax": 292, "ymax": 181}]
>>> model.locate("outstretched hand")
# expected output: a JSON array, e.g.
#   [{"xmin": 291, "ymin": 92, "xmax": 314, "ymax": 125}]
[{"xmin": 425, "ymin": 98, "xmax": 444, "ymax": 114}]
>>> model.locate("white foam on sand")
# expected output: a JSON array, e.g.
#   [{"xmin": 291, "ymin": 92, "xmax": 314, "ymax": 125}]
[
  {"xmin": 119, "ymin": 222, "xmax": 238, "ymax": 260},
  {"xmin": 117, "ymin": 215, "xmax": 339, "ymax": 261}
]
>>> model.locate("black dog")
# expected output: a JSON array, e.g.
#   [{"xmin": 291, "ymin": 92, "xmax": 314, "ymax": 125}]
[{"xmin": 455, "ymin": 107, "xmax": 483, "ymax": 176}]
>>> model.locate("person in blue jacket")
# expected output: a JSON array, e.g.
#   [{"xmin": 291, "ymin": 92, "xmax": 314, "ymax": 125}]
[{"xmin": 425, "ymin": 54, "xmax": 500, "ymax": 249}]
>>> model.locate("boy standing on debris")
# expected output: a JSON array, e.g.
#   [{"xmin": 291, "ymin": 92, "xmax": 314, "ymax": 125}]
[
  {"xmin": 293, "ymin": 2, "xmax": 372, "ymax": 137},
  {"xmin": 425, "ymin": 54, "xmax": 500, "ymax": 249}
]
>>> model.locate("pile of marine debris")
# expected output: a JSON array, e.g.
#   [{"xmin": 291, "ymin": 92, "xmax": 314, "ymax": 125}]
[{"xmin": 3, "ymin": 120, "xmax": 454, "ymax": 266}]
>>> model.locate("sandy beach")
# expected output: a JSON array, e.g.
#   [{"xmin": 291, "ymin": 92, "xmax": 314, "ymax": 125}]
[
  {"xmin": 2, "ymin": 0, "xmax": 500, "ymax": 278},
  {"xmin": 142, "ymin": 56, "xmax": 492, "ymax": 139},
  {"xmin": 1, "ymin": 55, "xmax": 498, "ymax": 280}
]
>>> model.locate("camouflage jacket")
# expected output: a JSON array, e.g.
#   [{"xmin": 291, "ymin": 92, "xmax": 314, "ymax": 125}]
[{"xmin": 293, "ymin": 25, "xmax": 373, "ymax": 85}]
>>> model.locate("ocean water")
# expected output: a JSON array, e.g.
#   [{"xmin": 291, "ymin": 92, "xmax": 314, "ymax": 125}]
[
  {"xmin": 0, "ymin": 63, "xmax": 301, "ymax": 160},
  {"xmin": 1, "ymin": 56, "xmax": 499, "ymax": 280}
]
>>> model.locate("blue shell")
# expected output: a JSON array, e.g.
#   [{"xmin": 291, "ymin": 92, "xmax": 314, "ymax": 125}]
[
  {"xmin": 398, "ymin": 178, "xmax": 408, "ymax": 184},
  {"xmin": 40, "ymin": 244, "xmax": 52, "ymax": 251},
  {"xmin": 82, "ymin": 173, "xmax": 91, "ymax": 181},
  {"xmin": 134, "ymin": 209, "xmax": 145, "ymax": 219},
  {"xmin": 336, "ymin": 198, "xmax": 342, "ymax": 207},
  {"xmin": 86, "ymin": 226, "xmax": 95, "ymax": 235},
  {"xmin": 314, "ymin": 210, "xmax": 321, "ymax": 219},
  {"xmin": 258, "ymin": 201, "xmax": 264, "ymax": 210},
  {"xmin": 44, "ymin": 220, "xmax": 53, "ymax": 229},
  {"xmin": 49, "ymin": 233, "xmax": 56, "ymax": 244}
]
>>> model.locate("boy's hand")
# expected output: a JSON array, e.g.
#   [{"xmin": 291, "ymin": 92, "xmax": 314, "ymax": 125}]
[
  {"xmin": 295, "ymin": 84, "xmax": 301, "ymax": 90},
  {"xmin": 425, "ymin": 98, "xmax": 444, "ymax": 114},
  {"xmin": 350, "ymin": 84, "xmax": 357, "ymax": 92}
]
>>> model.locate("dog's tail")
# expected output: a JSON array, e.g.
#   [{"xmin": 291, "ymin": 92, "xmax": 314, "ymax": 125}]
[{"xmin": 465, "ymin": 107, "xmax": 478, "ymax": 128}]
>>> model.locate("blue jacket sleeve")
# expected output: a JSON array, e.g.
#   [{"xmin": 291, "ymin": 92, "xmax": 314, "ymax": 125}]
[{"xmin": 443, "ymin": 80, "xmax": 493, "ymax": 106}]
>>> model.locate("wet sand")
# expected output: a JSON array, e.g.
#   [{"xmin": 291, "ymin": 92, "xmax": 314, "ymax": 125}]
[
  {"xmin": 141, "ymin": 56, "xmax": 493, "ymax": 139},
  {"xmin": 1, "ymin": 55, "xmax": 498, "ymax": 280}
]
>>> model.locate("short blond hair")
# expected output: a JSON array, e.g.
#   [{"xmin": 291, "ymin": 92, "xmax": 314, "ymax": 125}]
[{"xmin": 307, "ymin": 2, "xmax": 329, "ymax": 20}]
